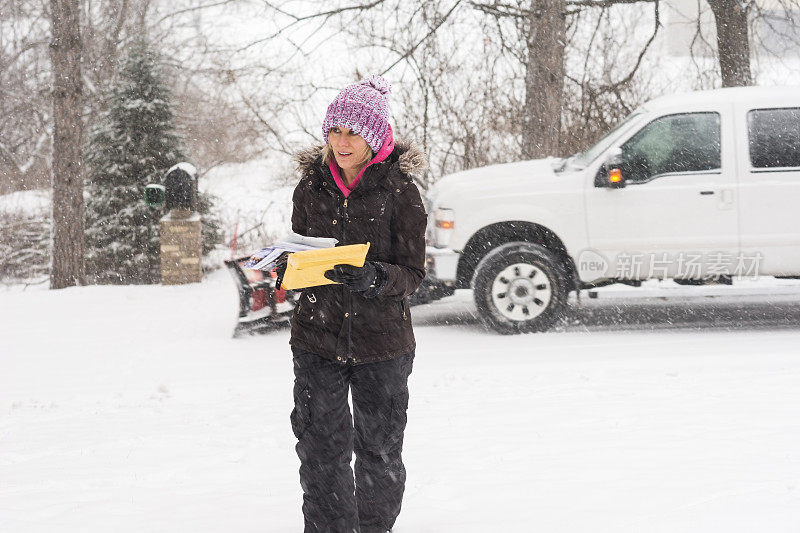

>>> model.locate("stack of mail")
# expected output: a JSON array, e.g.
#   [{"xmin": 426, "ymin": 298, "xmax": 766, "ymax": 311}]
[
  {"xmin": 280, "ymin": 243, "xmax": 370, "ymax": 290},
  {"xmin": 243, "ymin": 233, "xmax": 339, "ymax": 271}
]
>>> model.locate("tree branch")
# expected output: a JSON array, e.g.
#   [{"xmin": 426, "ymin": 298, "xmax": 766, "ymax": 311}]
[
  {"xmin": 566, "ymin": 0, "xmax": 657, "ymax": 6},
  {"xmin": 380, "ymin": 0, "xmax": 465, "ymax": 75},
  {"xmin": 597, "ymin": 0, "xmax": 660, "ymax": 92},
  {"xmin": 470, "ymin": 1, "xmax": 528, "ymax": 19}
]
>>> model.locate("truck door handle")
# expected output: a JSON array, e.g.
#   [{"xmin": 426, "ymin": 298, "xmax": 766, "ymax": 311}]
[{"xmin": 699, "ymin": 190, "xmax": 715, "ymax": 195}]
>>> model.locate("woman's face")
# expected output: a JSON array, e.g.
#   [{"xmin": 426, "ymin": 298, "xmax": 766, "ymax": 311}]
[{"xmin": 328, "ymin": 127, "xmax": 371, "ymax": 173}]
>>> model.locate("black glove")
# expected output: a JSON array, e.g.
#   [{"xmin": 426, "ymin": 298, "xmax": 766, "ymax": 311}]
[
  {"xmin": 274, "ymin": 252, "xmax": 289, "ymax": 290},
  {"xmin": 324, "ymin": 262, "xmax": 377, "ymax": 293}
]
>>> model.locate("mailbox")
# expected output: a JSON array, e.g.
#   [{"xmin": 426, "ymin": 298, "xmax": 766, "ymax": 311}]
[
  {"xmin": 144, "ymin": 184, "xmax": 166, "ymax": 207},
  {"xmin": 164, "ymin": 163, "xmax": 197, "ymax": 211},
  {"xmin": 144, "ymin": 163, "xmax": 198, "ymax": 210},
  {"xmin": 154, "ymin": 162, "xmax": 202, "ymax": 284}
]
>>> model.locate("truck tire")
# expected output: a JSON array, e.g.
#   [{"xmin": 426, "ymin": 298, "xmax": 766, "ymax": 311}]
[{"xmin": 472, "ymin": 242, "xmax": 569, "ymax": 334}]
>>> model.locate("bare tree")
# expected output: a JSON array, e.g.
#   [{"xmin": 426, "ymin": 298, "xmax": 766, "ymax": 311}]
[
  {"xmin": 471, "ymin": 1, "xmax": 566, "ymax": 158},
  {"xmin": 560, "ymin": 2, "xmax": 661, "ymax": 154},
  {"xmin": 315, "ymin": 0, "xmax": 662, "ymax": 179},
  {"xmin": 49, "ymin": 0, "xmax": 86, "ymax": 288},
  {"xmin": 0, "ymin": 1, "xmax": 52, "ymax": 193},
  {"xmin": 471, "ymin": 0, "xmax": 659, "ymax": 161},
  {"xmin": 677, "ymin": 1, "xmax": 800, "ymax": 88},
  {"xmin": 707, "ymin": 0, "xmax": 752, "ymax": 87},
  {"xmin": 523, "ymin": 0, "xmax": 566, "ymax": 158}
]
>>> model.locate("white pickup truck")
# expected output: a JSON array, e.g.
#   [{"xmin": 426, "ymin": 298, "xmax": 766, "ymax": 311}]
[{"xmin": 423, "ymin": 86, "xmax": 800, "ymax": 333}]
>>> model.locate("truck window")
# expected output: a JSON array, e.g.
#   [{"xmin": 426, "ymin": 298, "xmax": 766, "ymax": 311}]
[
  {"xmin": 748, "ymin": 108, "xmax": 800, "ymax": 169},
  {"xmin": 620, "ymin": 112, "xmax": 721, "ymax": 183}
]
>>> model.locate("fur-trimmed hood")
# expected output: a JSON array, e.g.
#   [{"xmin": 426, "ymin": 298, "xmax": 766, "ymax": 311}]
[{"xmin": 293, "ymin": 139, "xmax": 427, "ymax": 178}]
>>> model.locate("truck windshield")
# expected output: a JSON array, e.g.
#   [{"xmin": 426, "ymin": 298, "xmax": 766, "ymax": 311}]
[{"xmin": 568, "ymin": 111, "xmax": 643, "ymax": 170}]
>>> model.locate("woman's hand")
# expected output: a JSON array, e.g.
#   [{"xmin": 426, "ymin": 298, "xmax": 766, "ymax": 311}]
[
  {"xmin": 274, "ymin": 252, "xmax": 289, "ymax": 290},
  {"xmin": 324, "ymin": 262, "xmax": 377, "ymax": 293}
]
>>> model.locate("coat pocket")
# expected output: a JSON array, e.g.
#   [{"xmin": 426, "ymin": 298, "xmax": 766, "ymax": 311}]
[
  {"xmin": 354, "ymin": 296, "xmax": 401, "ymax": 334},
  {"xmin": 382, "ymin": 390, "xmax": 410, "ymax": 451}
]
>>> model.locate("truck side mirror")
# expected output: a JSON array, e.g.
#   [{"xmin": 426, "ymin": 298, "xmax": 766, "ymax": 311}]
[{"xmin": 594, "ymin": 149, "xmax": 626, "ymax": 189}]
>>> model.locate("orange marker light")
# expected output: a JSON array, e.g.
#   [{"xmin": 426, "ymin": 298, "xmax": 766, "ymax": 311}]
[
  {"xmin": 609, "ymin": 168, "xmax": 623, "ymax": 183},
  {"xmin": 436, "ymin": 220, "xmax": 455, "ymax": 229}
]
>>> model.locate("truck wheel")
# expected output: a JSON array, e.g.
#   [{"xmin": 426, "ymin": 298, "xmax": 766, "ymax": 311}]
[{"xmin": 472, "ymin": 242, "xmax": 570, "ymax": 334}]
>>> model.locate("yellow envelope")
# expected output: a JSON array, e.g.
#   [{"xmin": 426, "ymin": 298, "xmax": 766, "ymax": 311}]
[{"xmin": 280, "ymin": 242, "xmax": 371, "ymax": 290}]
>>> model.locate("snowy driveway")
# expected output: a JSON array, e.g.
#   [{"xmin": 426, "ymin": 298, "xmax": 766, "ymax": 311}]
[{"xmin": 2, "ymin": 272, "xmax": 800, "ymax": 532}]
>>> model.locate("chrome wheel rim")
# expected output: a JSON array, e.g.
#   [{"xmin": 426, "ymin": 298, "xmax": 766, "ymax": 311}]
[{"xmin": 491, "ymin": 263, "xmax": 552, "ymax": 321}]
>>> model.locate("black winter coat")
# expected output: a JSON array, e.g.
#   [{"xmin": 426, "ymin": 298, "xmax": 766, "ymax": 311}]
[{"xmin": 288, "ymin": 140, "xmax": 428, "ymax": 364}]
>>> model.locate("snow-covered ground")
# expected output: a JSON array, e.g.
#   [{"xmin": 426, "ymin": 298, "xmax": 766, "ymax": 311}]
[{"xmin": 3, "ymin": 271, "xmax": 800, "ymax": 532}]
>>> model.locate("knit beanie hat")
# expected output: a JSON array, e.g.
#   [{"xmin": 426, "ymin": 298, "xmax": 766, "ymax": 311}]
[{"xmin": 322, "ymin": 75, "xmax": 392, "ymax": 153}]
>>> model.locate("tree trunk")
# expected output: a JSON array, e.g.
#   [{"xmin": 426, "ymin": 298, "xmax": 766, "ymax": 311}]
[
  {"xmin": 522, "ymin": 0, "xmax": 566, "ymax": 159},
  {"xmin": 49, "ymin": 0, "xmax": 86, "ymax": 289},
  {"xmin": 707, "ymin": 0, "xmax": 752, "ymax": 87}
]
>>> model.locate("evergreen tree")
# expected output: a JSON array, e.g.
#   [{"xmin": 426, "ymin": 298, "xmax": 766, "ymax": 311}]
[{"xmin": 85, "ymin": 39, "xmax": 220, "ymax": 284}]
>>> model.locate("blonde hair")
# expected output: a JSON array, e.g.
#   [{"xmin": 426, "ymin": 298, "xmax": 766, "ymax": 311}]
[{"xmin": 322, "ymin": 140, "xmax": 374, "ymax": 170}]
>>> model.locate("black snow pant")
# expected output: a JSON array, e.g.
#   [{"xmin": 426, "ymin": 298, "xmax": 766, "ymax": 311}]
[{"xmin": 290, "ymin": 346, "xmax": 415, "ymax": 533}]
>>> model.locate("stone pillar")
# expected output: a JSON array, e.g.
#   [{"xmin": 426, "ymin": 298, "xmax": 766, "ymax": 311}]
[{"xmin": 160, "ymin": 208, "xmax": 202, "ymax": 285}]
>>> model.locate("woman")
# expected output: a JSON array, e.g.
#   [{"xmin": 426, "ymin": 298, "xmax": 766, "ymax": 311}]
[{"xmin": 285, "ymin": 75, "xmax": 427, "ymax": 533}]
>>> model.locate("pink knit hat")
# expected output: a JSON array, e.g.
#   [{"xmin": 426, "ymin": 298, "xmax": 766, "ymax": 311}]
[{"xmin": 322, "ymin": 75, "xmax": 392, "ymax": 153}]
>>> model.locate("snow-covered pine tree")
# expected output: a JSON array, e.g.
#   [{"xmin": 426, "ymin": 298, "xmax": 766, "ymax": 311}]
[{"xmin": 85, "ymin": 38, "xmax": 219, "ymax": 284}]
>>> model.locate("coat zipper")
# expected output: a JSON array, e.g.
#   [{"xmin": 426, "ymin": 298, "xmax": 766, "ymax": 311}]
[{"xmin": 341, "ymin": 192, "xmax": 354, "ymax": 363}]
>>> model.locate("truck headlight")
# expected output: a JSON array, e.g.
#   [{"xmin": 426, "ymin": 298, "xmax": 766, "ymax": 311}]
[{"xmin": 434, "ymin": 208, "xmax": 455, "ymax": 247}]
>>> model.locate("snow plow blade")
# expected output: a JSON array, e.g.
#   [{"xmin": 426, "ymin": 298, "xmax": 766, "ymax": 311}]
[{"xmin": 224, "ymin": 256, "xmax": 298, "ymax": 337}]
